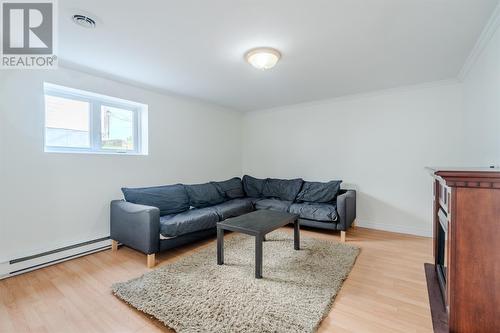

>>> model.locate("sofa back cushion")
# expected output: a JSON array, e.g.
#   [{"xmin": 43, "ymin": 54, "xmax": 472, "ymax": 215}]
[
  {"xmin": 211, "ymin": 177, "xmax": 245, "ymax": 199},
  {"xmin": 296, "ymin": 180, "xmax": 342, "ymax": 203},
  {"xmin": 185, "ymin": 182, "xmax": 225, "ymax": 208},
  {"xmin": 262, "ymin": 178, "xmax": 304, "ymax": 201},
  {"xmin": 242, "ymin": 175, "xmax": 266, "ymax": 198},
  {"xmin": 122, "ymin": 184, "xmax": 189, "ymax": 216}
]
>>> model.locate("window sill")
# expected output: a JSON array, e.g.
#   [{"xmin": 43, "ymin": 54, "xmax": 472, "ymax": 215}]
[{"xmin": 44, "ymin": 148, "xmax": 148, "ymax": 156}]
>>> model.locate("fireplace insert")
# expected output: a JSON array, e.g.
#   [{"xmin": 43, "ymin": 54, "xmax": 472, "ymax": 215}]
[{"xmin": 436, "ymin": 208, "xmax": 448, "ymax": 309}]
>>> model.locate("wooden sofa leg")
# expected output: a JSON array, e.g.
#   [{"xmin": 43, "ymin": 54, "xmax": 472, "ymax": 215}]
[
  {"xmin": 147, "ymin": 254, "xmax": 156, "ymax": 268},
  {"xmin": 340, "ymin": 231, "xmax": 346, "ymax": 243},
  {"xmin": 111, "ymin": 240, "xmax": 118, "ymax": 252}
]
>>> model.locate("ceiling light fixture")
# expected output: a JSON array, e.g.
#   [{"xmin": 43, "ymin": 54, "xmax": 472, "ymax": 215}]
[
  {"xmin": 72, "ymin": 14, "xmax": 96, "ymax": 29},
  {"xmin": 245, "ymin": 47, "xmax": 281, "ymax": 70}
]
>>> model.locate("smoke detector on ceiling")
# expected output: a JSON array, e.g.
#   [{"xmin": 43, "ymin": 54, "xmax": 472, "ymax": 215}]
[{"xmin": 72, "ymin": 14, "xmax": 96, "ymax": 28}]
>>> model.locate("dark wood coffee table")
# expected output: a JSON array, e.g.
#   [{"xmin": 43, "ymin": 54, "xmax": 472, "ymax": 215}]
[{"xmin": 216, "ymin": 209, "xmax": 299, "ymax": 278}]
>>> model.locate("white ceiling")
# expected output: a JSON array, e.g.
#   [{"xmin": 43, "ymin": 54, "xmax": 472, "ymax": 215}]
[{"xmin": 59, "ymin": 0, "xmax": 498, "ymax": 111}]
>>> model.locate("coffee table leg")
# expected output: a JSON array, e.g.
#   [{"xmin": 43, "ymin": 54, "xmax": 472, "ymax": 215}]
[
  {"xmin": 217, "ymin": 227, "xmax": 224, "ymax": 265},
  {"xmin": 294, "ymin": 219, "xmax": 300, "ymax": 250},
  {"xmin": 255, "ymin": 235, "xmax": 263, "ymax": 279}
]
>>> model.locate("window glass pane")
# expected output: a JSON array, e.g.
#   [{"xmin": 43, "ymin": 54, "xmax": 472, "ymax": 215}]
[
  {"xmin": 45, "ymin": 95, "xmax": 90, "ymax": 148},
  {"xmin": 101, "ymin": 105, "xmax": 134, "ymax": 150}
]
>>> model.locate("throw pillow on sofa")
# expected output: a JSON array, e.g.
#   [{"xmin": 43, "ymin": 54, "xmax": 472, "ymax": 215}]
[
  {"xmin": 262, "ymin": 178, "xmax": 304, "ymax": 201},
  {"xmin": 121, "ymin": 184, "xmax": 190, "ymax": 216},
  {"xmin": 296, "ymin": 180, "xmax": 342, "ymax": 203},
  {"xmin": 185, "ymin": 182, "xmax": 225, "ymax": 208},
  {"xmin": 211, "ymin": 177, "xmax": 245, "ymax": 199},
  {"xmin": 242, "ymin": 175, "xmax": 266, "ymax": 197}
]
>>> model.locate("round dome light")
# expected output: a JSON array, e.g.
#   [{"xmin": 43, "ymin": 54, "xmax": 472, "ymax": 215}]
[{"xmin": 245, "ymin": 47, "xmax": 281, "ymax": 70}]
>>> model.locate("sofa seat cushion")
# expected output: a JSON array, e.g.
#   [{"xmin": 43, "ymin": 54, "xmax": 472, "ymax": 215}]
[
  {"xmin": 160, "ymin": 207, "xmax": 219, "ymax": 238},
  {"xmin": 211, "ymin": 177, "xmax": 245, "ymax": 199},
  {"xmin": 210, "ymin": 198, "xmax": 254, "ymax": 220},
  {"xmin": 254, "ymin": 198, "xmax": 293, "ymax": 212},
  {"xmin": 122, "ymin": 184, "xmax": 189, "ymax": 216},
  {"xmin": 288, "ymin": 202, "xmax": 338, "ymax": 222},
  {"xmin": 296, "ymin": 180, "xmax": 342, "ymax": 203},
  {"xmin": 262, "ymin": 178, "xmax": 304, "ymax": 201},
  {"xmin": 185, "ymin": 182, "xmax": 225, "ymax": 208}
]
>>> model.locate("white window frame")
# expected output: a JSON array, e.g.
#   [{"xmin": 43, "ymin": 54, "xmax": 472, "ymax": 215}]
[{"xmin": 44, "ymin": 83, "xmax": 148, "ymax": 155}]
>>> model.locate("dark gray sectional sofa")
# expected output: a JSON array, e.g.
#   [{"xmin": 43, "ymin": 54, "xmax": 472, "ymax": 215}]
[{"xmin": 110, "ymin": 175, "xmax": 356, "ymax": 267}]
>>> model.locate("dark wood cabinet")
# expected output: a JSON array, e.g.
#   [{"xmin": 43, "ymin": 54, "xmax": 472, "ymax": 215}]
[{"xmin": 429, "ymin": 168, "xmax": 500, "ymax": 333}]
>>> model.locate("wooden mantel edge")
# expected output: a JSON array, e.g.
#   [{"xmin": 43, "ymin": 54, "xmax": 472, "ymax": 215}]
[{"xmin": 433, "ymin": 170, "xmax": 500, "ymax": 189}]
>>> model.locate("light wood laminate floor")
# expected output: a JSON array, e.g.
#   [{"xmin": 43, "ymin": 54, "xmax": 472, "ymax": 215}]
[{"xmin": 0, "ymin": 227, "xmax": 433, "ymax": 333}]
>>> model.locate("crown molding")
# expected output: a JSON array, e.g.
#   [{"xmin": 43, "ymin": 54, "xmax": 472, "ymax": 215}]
[
  {"xmin": 57, "ymin": 59, "xmax": 237, "ymax": 112},
  {"xmin": 246, "ymin": 78, "xmax": 460, "ymax": 114},
  {"xmin": 458, "ymin": 3, "xmax": 500, "ymax": 81}
]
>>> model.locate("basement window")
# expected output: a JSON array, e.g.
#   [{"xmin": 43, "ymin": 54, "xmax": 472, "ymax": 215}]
[{"xmin": 44, "ymin": 83, "xmax": 148, "ymax": 155}]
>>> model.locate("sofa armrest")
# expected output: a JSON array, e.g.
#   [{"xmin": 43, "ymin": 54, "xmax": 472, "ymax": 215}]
[
  {"xmin": 336, "ymin": 190, "xmax": 356, "ymax": 231},
  {"xmin": 110, "ymin": 200, "xmax": 160, "ymax": 254}
]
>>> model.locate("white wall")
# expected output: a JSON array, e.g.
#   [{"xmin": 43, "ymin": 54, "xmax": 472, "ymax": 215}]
[
  {"xmin": 242, "ymin": 82, "xmax": 465, "ymax": 236},
  {"xmin": 0, "ymin": 67, "xmax": 242, "ymax": 262},
  {"xmin": 461, "ymin": 11, "xmax": 500, "ymax": 166}
]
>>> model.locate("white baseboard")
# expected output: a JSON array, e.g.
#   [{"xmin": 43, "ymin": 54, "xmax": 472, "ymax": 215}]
[
  {"xmin": 0, "ymin": 238, "xmax": 111, "ymax": 280},
  {"xmin": 355, "ymin": 220, "xmax": 432, "ymax": 238}
]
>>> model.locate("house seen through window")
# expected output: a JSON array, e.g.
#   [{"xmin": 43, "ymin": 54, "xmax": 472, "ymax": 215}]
[{"xmin": 44, "ymin": 83, "xmax": 148, "ymax": 154}]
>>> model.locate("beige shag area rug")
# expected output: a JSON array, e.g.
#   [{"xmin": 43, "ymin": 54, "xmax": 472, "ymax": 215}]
[{"xmin": 112, "ymin": 231, "xmax": 359, "ymax": 333}]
